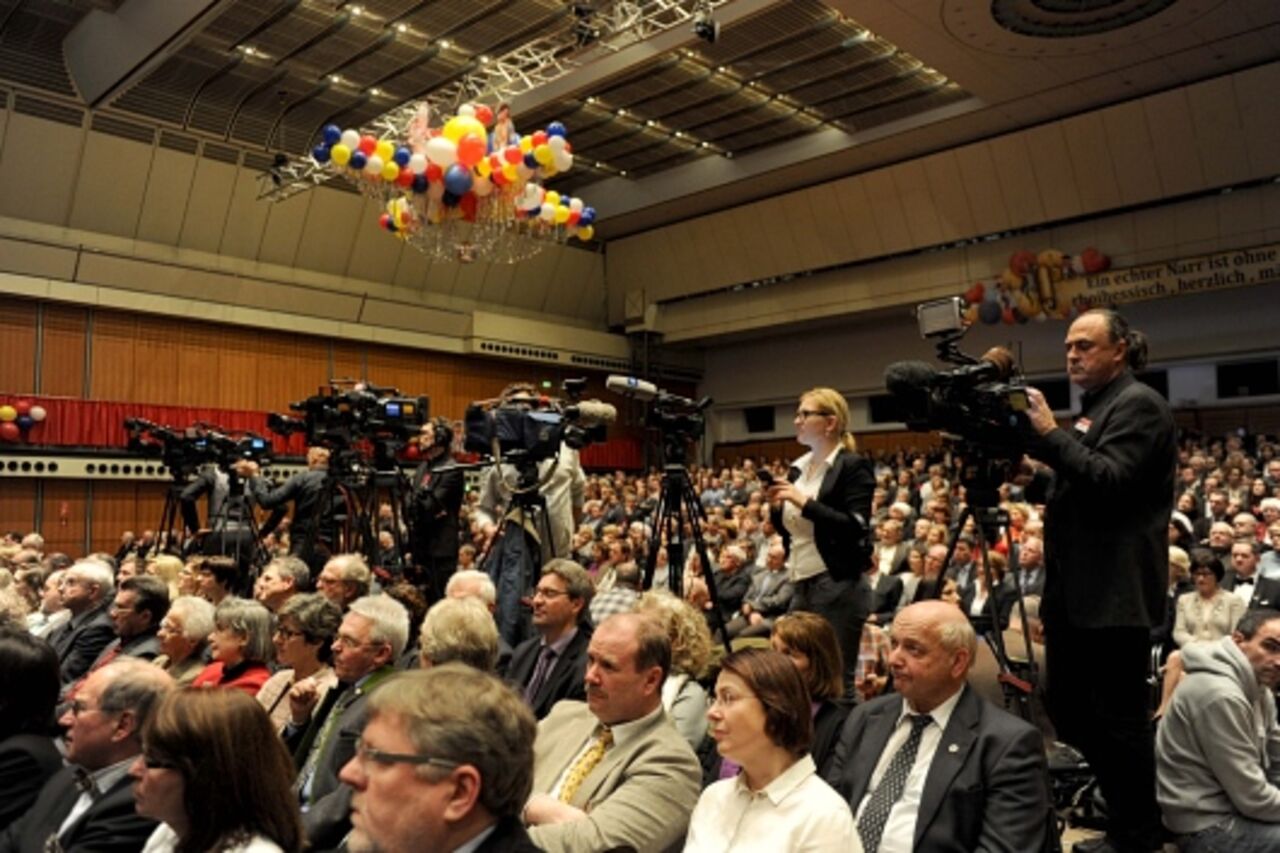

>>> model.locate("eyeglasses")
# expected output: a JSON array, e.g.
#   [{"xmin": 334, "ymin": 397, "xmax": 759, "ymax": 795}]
[
  {"xmin": 532, "ymin": 586, "xmax": 571, "ymax": 600},
  {"xmin": 274, "ymin": 626, "xmax": 305, "ymax": 639},
  {"xmin": 355, "ymin": 739, "xmax": 462, "ymax": 771},
  {"xmin": 141, "ymin": 752, "xmax": 179, "ymax": 771},
  {"xmin": 710, "ymin": 690, "xmax": 759, "ymax": 709},
  {"xmin": 794, "ymin": 409, "xmax": 829, "ymax": 420},
  {"xmin": 335, "ymin": 633, "xmax": 383, "ymax": 650},
  {"xmin": 68, "ymin": 699, "xmax": 117, "ymax": 717}
]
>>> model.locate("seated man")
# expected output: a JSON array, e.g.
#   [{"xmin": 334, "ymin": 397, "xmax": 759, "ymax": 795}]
[
  {"xmin": 316, "ymin": 553, "xmax": 372, "ymax": 611},
  {"xmin": 1156, "ymin": 607, "xmax": 1280, "ymax": 850},
  {"xmin": 506, "ymin": 560, "xmax": 593, "ymax": 719},
  {"xmin": 724, "ymin": 540, "xmax": 794, "ymax": 639},
  {"xmin": 523, "ymin": 612, "xmax": 701, "ymax": 853},
  {"xmin": 827, "ymin": 600, "xmax": 1054, "ymax": 853},
  {"xmin": 0, "ymin": 658, "xmax": 173, "ymax": 852},
  {"xmin": 47, "ymin": 560, "xmax": 116, "ymax": 687},
  {"xmin": 339, "ymin": 666, "xmax": 540, "ymax": 853},
  {"xmin": 254, "ymin": 555, "xmax": 310, "ymax": 612}
]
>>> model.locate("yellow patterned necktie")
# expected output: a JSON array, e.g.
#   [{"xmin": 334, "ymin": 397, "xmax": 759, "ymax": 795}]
[{"xmin": 559, "ymin": 727, "xmax": 614, "ymax": 803}]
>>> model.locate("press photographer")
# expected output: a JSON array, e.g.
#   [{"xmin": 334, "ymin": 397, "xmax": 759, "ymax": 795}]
[
  {"xmin": 179, "ymin": 428, "xmax": 270, "ymax": 574},
  {"xmin": 407, "ymin": 416, "xmax": 463, "ymax": 601},
  {"xmin": 238, "ymin": 447, "xmax": 331, "ymax": 573}
]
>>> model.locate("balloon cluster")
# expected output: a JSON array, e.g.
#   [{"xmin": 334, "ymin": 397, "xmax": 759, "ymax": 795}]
[
  {"xmin": 311, "ymin": 104, "xmax": 598, "ymax": 243},
  {"xmin": 0, "ymin": 400, "xmax": 48, "ymax": 442},
  {"xmin": 959, "ymin": 247, "xmax": 1111, "ymax": 325}
]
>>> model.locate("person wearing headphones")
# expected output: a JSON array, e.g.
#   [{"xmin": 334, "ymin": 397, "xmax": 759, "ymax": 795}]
[{"xmin": 408, "ymin": 417, "xmax": 464, "ymax": 602}]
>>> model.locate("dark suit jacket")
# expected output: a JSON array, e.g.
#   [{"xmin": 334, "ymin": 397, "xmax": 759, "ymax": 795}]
[
  {"xmin": 870, "ymin": 573, "xmax": 904, "ymax": 621},
  {"xmin": 47, "ymin": 601, "xmax": 116, "ymax": 686},
  {"xmin": 1027, "ymin": 371, "xmax": 1176, "ymax": 630},
  {"xmin": 772, "ymin": 447, "xmax": 875, "ymax": 582},
  {"xmin": 0, "ymin": 765, "xmax": 158, "ymax": 853},
  {"xmin": 1220, "ymin": 571, "xmax": 1280, "ymax": 610},
  {"xmin": 505, "ymin": 624, "xmax": 592, "ymax": 720},
  {"xmin": 475, "ymin": 816, "xmax": 543, "ymax": 853},
  {"xmin": 0, "ymin": 734, "xmax": 63, "ymax": 830},
  {"xmin": 827, "ymin": 685, "xmax": 1055, "ymax": 853},
  {"xmin": 409, "ymin": 455, "xmax": 464, "ymax": 562}
]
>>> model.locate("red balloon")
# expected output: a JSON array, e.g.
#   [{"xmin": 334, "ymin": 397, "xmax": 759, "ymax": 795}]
[
  {"xmin": 503, "ymin": 146, "xmax": 522, "ymax": 164},
  {"xmin": 358, "ymin": 135, "xmax": 377, "ymax": 156},
  {"xmin": 14, "ymin": 400, "xmax": 31, "ymax": 416},
  {"xmin": 457, "ymin": 134, "xmax": 486, "ymax": 168},
  {"xmin": 426, "ymin": 163, "xmax": 443, "ymax": 182},
  {"xmin": 474, "ymin": 104, "xmax": 494, "ymax": 127},
  {"xmin": 567, "ymin": 211, "xmax": 581, "ymax": 226},
  {"xmin": 1001, "ymin": 307, "xmax": 1017, "ymax": 325},
  {"xmin": 396, "ymin": 168, "xmax": 414, "ymax": 187},
  {"xmin": 1009, "ymin": 250, "xmax": 1037, "ymax": 277},
  {"xmin": 0, "ymin": 422, "xmax": 19, "ymax": 442},
  {"xmin": 379, "ymin": 213, "xmax": 393, "ymax": 230},
  {"xmin": 490, "ymin": 168, "xmax": 507, "ymax": 187},
  {"xmin": 1080, "ymin": 247, "xmax": 1110, "ymax": 274},
  {"xmin": 531, "ymin": 131, "xmax": 548, "ymax": 147},
  {"xmin": 460, "ymin": 192, "xmax": 478, "ymax": 222},
  {"xmin": 963, "ymin": 282, "xmax": 984, "ymax": 305}
]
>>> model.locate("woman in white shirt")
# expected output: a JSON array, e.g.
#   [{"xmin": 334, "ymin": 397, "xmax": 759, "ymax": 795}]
[
  {"xmin": 130, "ymin": 689, "xmax": 303, "ymax": 852},
  {"xmin": 685, "ymin": 647, "xmax": 860, "ymax": 853}
]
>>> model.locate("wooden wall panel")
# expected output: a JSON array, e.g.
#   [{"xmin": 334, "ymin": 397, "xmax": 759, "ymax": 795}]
[
  {"xmin": 88, "ymin": 480, "xmax": 170, "ymax": 555},
  {"xmin": 0, "ymin": 479, "xmax": 36, "ymax": 536},
  {"xmin": 133, "ymin": 320, "xmax": 183, "ymax": 405},
  {"xmin": 0, "ymin": 301, "xmax": 36, "ymax": 394},
  {"xmin": 331, "ymin": 341, "xmax": 363, "ymax": 386},
  {"xmin": 41, "ymin": 304, "xmax": 87, "ymax": 397},
  {"xmin": 210, "ymin": 324, "xmax": 259, "ymax": 411},
  {"xmin": 39, "ymin": 480, "xmax": 88, "ymax": 557},
  {"xmin": 90, "ymin": 312, "xmax": 138, "ymax": 402}
]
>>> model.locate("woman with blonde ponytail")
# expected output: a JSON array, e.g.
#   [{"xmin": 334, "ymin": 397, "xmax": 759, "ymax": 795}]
[{"xmin": 765, "ymin": 387, "xmax": 874, "ymax": 695}]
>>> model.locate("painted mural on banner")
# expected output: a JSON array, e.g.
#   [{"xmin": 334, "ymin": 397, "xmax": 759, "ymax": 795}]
[{"xmin": 1067, "ymin": 243, "xmax": 1280, "ymax": 310}]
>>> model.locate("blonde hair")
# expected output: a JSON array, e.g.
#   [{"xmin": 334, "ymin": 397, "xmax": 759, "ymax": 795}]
[
  {"xmin": 634, "ymin": 591, "xmax": 712, "ymax": 679},
  {"xmin": 801, "ymin": 387, "xmax": 857, "ymax": 452}
]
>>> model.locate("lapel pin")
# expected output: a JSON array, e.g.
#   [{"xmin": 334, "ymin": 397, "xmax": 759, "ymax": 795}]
[{"xmin": 948, "ymin": 744, "xmax": 959, "ymax": 753}]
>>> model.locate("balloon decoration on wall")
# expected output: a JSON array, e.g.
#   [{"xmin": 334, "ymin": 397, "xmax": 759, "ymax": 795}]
[
  {"xmin": 311, "ymin": 103, "xmax": 598, "ymax": 264},
  {"xmin": 0, "ymin": 399, "xmax": 48, "ymax": 443},
  {"xmin": 958, "ymin": 247, "xmax": 1111, "ymax": 325}
]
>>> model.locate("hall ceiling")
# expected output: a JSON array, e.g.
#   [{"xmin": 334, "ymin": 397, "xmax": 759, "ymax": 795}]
[{"xmin": 0, "ymin": 0, "xmax": 1278, "ymax": 241}]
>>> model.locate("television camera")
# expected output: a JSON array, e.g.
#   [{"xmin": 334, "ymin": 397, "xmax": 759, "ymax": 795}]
[
  {"xmin": 463, "ymin": 378, "xmax": 615, "ymax": 466},
  {"xmin": 268, "ymin": 380, "xmax": 428, "ymax": 453},
  {"xmin": 124, "ymin": 418, "xmax": 271, "ymax": 479}
]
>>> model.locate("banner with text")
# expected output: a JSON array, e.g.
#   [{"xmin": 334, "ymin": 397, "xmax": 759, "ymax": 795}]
[{"xmin": 1061, "ymin": 243, "xmax": 1280, "ymax": 310}]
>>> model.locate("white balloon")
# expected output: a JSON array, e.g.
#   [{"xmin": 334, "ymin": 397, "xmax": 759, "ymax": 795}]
[
  {"xmin": 425, "ymin": 136, "xmax": 458, "ymax": 167},
  {"xmin": 568, "ymin": 197, "xmax": 583, "ymax": 213},
  {"xmin": 340, "ymin": 129, "xmax": 360, "ymax": 150},
  {"xmin": 548, "ymin": 135, "xmax": 567, "ymax": 153},
  {"xmin": 554, "ymin": 151, "xmax": 573, "ymax": 172},
  {"xmin": 408, "ymin": 153, "xmax": 427, "ymax": 175},
  {"xmin": 29, "ymin": 405, "xmax": 46, "ymax": 422},
  {"xmin": 458, "ymin": 103, "xmax": 476, "ymax": 117},
  {"xmin": 364, "ymin": 154, "xmax": 384, "ymax": 175},
  {"xmin": 473, "ymin": 176, "xmax": 493, "ymax": 197},
  {"xmin": 540, "ymin": 202, "xmax": 556, "ymax": 221}
]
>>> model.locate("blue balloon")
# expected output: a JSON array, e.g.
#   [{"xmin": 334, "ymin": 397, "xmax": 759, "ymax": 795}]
[
  {"xmin": 442, "ymin": 191, "xmax": 460, "ymax": 208},
  {"xmin": 444, "ymin": 164, "xmax": 473, "ymax": 196},
  {"xmin": 579, "ymin": 206, "xmax": 596, "ymax": 226},
  {"xmin": 412, "ymin": 174, "xmax": 428, "ymax": 194},
  {"xmin": 322, "ymin": 124, "xmax": 342, "ymax": 145},
  {"xmin": 978, "ymin": 300, "xmax": 1002, "ymax": 325},
  {"xmin": 350, "ymin": 151, "xmax": 368, "ymax": 170},
  {"xmin": 312, "ymin": 144, "xmax": 331, "ymax": 164},
  {"xmin": 393, "ymin": 146, "xmax": 411, "ymax": 167},
  {"xmin": 15, "ymin": 415, "xmax": 33, "ymax": 430},
  {"xmin": 546, "ymin": 121, "xmax": 567, "ymax": 138},
  {"xmin": 523, "ymin": 152, "xmax": 539, "ymax": 169}
]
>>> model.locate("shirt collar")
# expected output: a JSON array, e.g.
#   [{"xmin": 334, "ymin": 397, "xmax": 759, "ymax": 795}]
[
  {"xmin": 83, "ymin": 754, "xmax": 136, "ymax": 797},
  {"xmin": 541, "ymin": 626, "xmax": 578, "ymax": 657},
  {"xmin": 898, "ymin": 684, "xmax": 964, "ymax": 733},
  {"xmin": 452, "ymin": 823, "xmax": 498, "ymax": 853},
  {"xmin": 792, "ymin": 445, "xmax": 841, "ymax": 472},
  {"xmin": 606, "ymin": 704, "xmax": 664, "ymax": 751},
  {"xmin": 733, "ymin": 753, "xmax": 817, "ymax": 805}
]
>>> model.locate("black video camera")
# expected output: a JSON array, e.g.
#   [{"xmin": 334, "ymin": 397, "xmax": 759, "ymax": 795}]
[
  {"xmin": 269, "ymin": 381, "xmax": 428, "ymax": 448},
  {"xmin": 463, "ymin": 380, "xmax": 614, "ymax": 463},
  {"xmin": 124, "ymin": 418, "xmax": 271, "ymax": 478}
]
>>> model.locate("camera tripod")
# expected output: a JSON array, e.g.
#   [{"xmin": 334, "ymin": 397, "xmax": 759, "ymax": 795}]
[
  {"xmin": 203, "ymin": 474, "xmax": 267, "ymax": 586},
  {"xmin": 479, "ymin": 461, "xmax": 559, "ymax": 647},
  {"xmin": 156, "ymin": 474, "xmax": 195, "ymax": 558}
]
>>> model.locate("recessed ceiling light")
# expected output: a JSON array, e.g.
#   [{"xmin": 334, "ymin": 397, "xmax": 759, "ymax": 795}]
[
  {"xmin": 617, "ymin": 108, "xmax": 627, "ymax": 117},
  {"xmin": 586, "ymin": 96, "xmax": 596, "ymax": 104},
  {"xmin": 645, "ymin": 119, "xmax": 654, "ymax": 127},
  {"xmin": 674, "ymin": 131, "xmax": 683, "ymax": 138},
  {"xmin": 349, "ymin": 5, "xmax": 363, "ymax": 16},
  {"xmin": 438, "ymin": 39, "xmax": 451, "ymax": 49},
  {"xmin": 370, "ymin": 87, "xmax": 383, "ymax": 96},
  {"xmin": 329, "ymin": 74, "xmax": 343, "ymax": 84},
  {"xmin": 479, "ymin": 55, "xmax": 490, "ymax": 64},
  {"xmin": 395, "ymin": 23, "xmax": 408, "ymax": 33},
  {"xmin": 620, "ymin": 170, "xmax": 628, "ymax": 176}
]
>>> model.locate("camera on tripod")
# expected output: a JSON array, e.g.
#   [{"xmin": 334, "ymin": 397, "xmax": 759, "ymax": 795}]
[
  {"xmin": 268, "ymin": 381, "xmax": 428, "ymax": 448},
  {"xmin": 463, "ymin": 379, "xmax": 615, "ymax": 464},
  {"xmin": 124, "ymin": 418, "xmax": 271, "ymax": 478}
]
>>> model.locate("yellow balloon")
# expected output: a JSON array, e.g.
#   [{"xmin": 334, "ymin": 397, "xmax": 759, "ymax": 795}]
[
  {"xmin": 501, "ymin": 162, "xmax": 519, "ymax": 182},
  {"xmin": 518, "ymin": 135, "xmax": 533, "ymax": 154},
  {"xmin": 331, "ymin": 144, "xmax": 352, "ymax": 166},
  {"xmin": 375, "ymin": 140, "xmax": 395, "ymax": 162},
  {"xmin": 554, "ymin": 205, "xmax": 570, "ymax": 224},
  {"xmin": 542, "ymin": 164, "xmax": 558, "ymax": 178},
  {"xmin": 534, "ymin": 144, "xmax": 554, "ymax": 166},
  {"xmin": 0, "ymin": 405, "xmax": 14, "ymax": 422},
  {"xmin": 381, "ymin": 161, "xmax": 401, "ymax": 182},
  {"xmin": 576, "ymin": 225, "xmax": 594, "ymax": 241},
  {"xmin": 474, "ymin": 158, "xmax": 491, "ymax": 178},
  {"xmin": 545, "ymin": 191, "xmax": 561, "ymax": 206},
  {"xmin": 443, "ymin": 116, "xmax": 486, "ymax": 144}
]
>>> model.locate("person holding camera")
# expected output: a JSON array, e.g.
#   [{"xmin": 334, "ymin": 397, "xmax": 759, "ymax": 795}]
[
  {"xmin": 767, "ymin": 387, "xmax": 875, "ymax": 696},
  {"xmin": 180, "ymin": 461, "xmax": 258, "ymax": 570},
  {"xmin": 1023, "ymin": 308, "xmax": 1176, "ymax": 853},
  {"xmin": 238, "ymin": 446, "xmax": 333, "ymax": 575},
  {"xmin": 408, "ymin": 417, "xmax": 463, "ymax": 601}
]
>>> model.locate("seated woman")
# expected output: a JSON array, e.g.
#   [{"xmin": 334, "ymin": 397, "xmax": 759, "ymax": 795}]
[
  {"xmin": 635, "ymin": 591, "xmax": 712, "ymax": 748},
  {"xmin": 256, "ymin": 593, "xmax": 341, "ymax": 733},
  {"xmin": 0, "ymin": 627, "xmax": 63, "ymax": 828},
  {"xmin": 154, "ymin": 595, "xmax": 216, "ymax": 687},
  {"xmin": 192, "ymin": 597, "xmax": 273, "ymax": 695},
  {"xmin": 1173, "ymin": 549, "xmax": 1245, "ymax": 648},
  {"xmin": 131, "ymin": 688, "xmax": 303, "ymax": 852},
  {"xmin": 769, "ymin": 612, "xmax": 852, "ymax": 778},
  {"xmin": 685, "ymin": 647, "xmax": 859, "ymax": 852}
]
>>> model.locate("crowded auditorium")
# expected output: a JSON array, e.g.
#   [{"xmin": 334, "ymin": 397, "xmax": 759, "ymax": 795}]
[{"xmin": 2, "ymin": 2, "xmax": 1280, "ymax": 852}]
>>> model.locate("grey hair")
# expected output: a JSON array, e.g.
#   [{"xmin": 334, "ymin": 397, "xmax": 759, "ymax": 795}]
[
  {"xmin": 168, "ymin": 596, "xmax": 215, "ymax": 642},
  {"xmin": 420, "ymin": 597, "xmax": 499, "ymax": 672},
  {"xmin": 68, "ymin": 561, "xmax": 115, "ymax": 599},
  {"xmin": 97, "ymin": 657, "xmax": 173, "ymax": 733},
  {"xmin": 278, "ymin": 592, "xmax": 343, "ymax": 658},
  {"xmin": 348, "ymin": 595, "xmax": 410, "ymax": 660},
  {"xmin": 445, "ymin": 569, "xmax": 496, "ymax": 607},
  {"xmin": 936, "ymin": 615, "xmax": 978, "ymax": 671},
  {"xmin": 268, "ymin": 555, "xmax": 311, "ymax": 589},
  {"xmin": 213, "ymin": 597, "xmax": 275, "ymax": 664},
  {"xmin": 328, "ymin": 553, "xmax": 372, "ymax": 597}
]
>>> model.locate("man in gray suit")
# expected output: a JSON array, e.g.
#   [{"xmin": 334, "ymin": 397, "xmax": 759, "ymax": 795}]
[
  {"xmin": 523, "ymin": 613, "xmax": 701, "ymax": 853},
  {"xmin": 827, "ymin": 601, "xmax": 1054, "ymax": 853}
]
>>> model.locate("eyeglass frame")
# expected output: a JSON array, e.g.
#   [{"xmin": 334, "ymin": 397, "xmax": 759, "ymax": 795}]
[{"xmin": 354, "ymin": 739, "xmax": 462, "ymax": 772}]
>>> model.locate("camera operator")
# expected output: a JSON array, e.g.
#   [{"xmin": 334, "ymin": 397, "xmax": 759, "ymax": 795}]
[
  {"xmin": 767, "ymin": 386, "xmax": 874, "ymax": 696},
  {"xmin": 237, "ymin": 446, "xmax": 334, "ymax": 574},
  {"xmin": 474, "ymin": 383, "xmax": 586, "ymax": 562},
  {"xmin": 1023, "ymin": 308, "xmax": 1176, "ymax": 853},
  {"xmin": 179, "ymin": 461, "xmax": 257, "ymax": 569},
  {"xmin": 408, "ymin": 417, "xmax": 463, "ymax": 601}
]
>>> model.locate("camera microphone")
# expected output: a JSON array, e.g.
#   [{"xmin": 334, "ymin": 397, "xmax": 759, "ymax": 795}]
[
  {"xmin": 606, "ymin": 374, "xmax": 659, "ymax": 402},
  {"xmin": 572, "ymin": 400, "xmax": 618, "ymax": 424},
  {"xmin": 979, "ymin": 346, "xmax": 1017, "ymax": 381},
  {"xmin": 884, "ymin": 361, "xmax": 939, "ymax": 396}
]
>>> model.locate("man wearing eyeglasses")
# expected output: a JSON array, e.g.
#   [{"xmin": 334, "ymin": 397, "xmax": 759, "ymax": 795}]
[
  {"xmin": 287, "ymin": 594, "xmax": 409, "ymax": 850},
  {"xmin": 505, "ymin": 560, "xmax": 594, "ymax": 719},
  {"xmin": 0, "ymin": 658, "xmax": 173, "ymax": 853},
  {"xmin": 46, "ymin": 560, "xmax": 117, "ymax": 687},
  {"xmin": 339, "ymin": 666, "xmax": 541, "ymax": 853}
]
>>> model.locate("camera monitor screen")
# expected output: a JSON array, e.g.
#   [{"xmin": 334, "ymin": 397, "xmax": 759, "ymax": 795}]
[{"xmin": 916, "ymin": 297, "xmax": 965, "ymax": 338}]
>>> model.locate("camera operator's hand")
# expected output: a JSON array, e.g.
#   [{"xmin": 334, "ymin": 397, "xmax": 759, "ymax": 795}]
[
  {"xmin": 1024, "ymin": 387, "xmax": 1058, "ymax": 436},
  {"xmin": 234, "ymin": 459, "xmax": 260, "ymax": 478}
]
